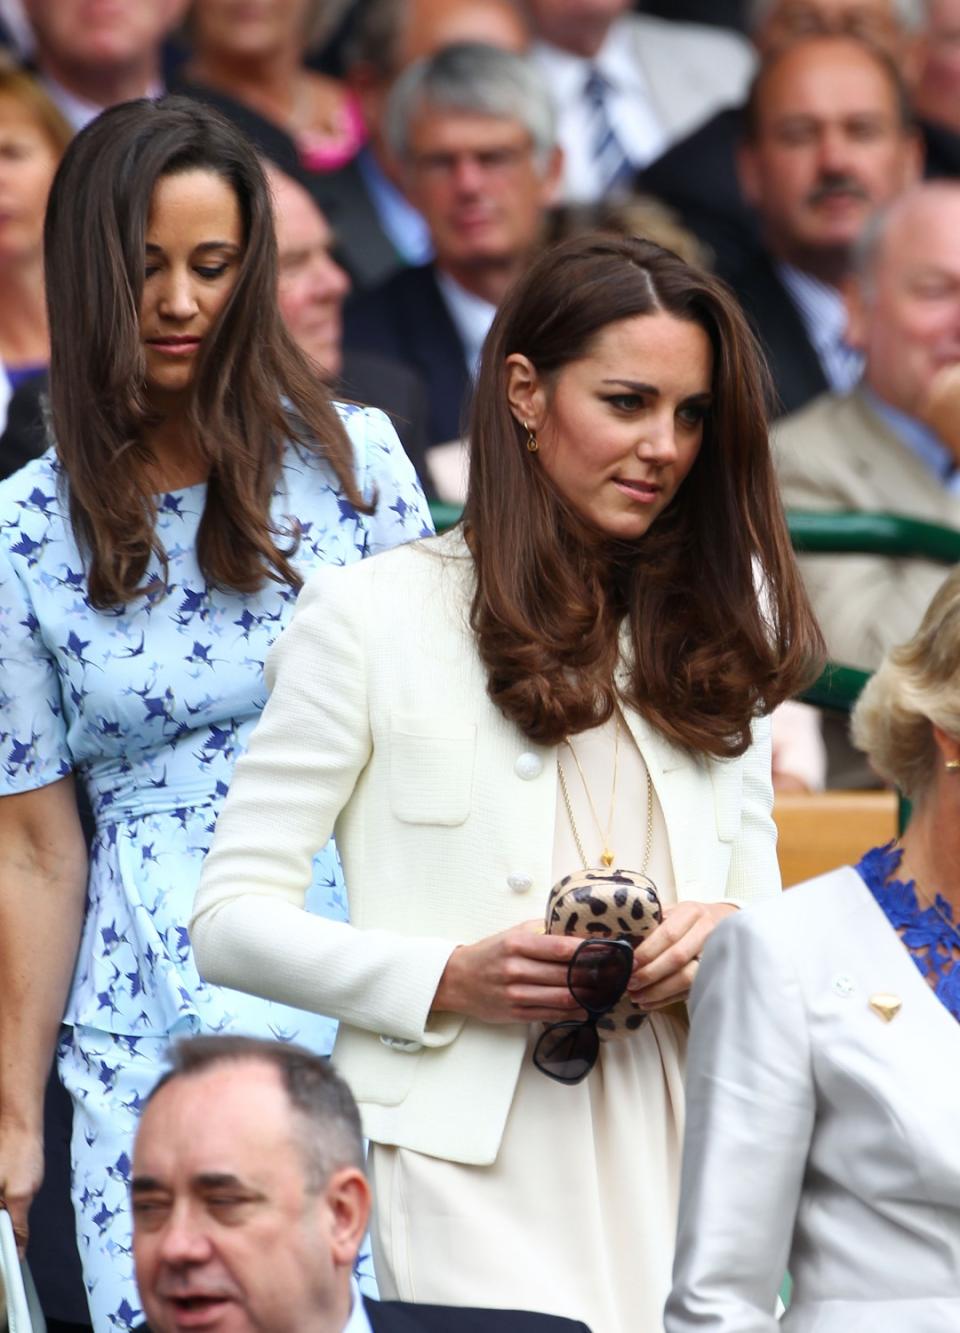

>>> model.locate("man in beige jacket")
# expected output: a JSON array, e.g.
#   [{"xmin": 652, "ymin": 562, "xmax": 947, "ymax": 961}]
[{"xmin": 774, "ymin": 181, "xmax": 960, "ymax": 780}]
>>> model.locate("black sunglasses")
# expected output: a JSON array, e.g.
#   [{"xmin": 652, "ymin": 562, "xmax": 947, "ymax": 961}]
[{"xmin": 533, "ymin": 938, "xmax": 636, "ymax": 1085}]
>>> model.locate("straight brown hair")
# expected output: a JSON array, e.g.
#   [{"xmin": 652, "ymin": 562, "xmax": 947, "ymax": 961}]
[
  {"xmin": 44, "ymin": 96, "xmax": 370, "ymax": 608},
  {"xmin": 465, "ymin": 233, "xmax": 824, "ymax": 758}
]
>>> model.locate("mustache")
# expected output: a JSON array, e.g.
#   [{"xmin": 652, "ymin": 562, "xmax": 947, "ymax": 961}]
[{"xmin": 806, "ymin": 175, "xmax": 870, "ymax": 206}]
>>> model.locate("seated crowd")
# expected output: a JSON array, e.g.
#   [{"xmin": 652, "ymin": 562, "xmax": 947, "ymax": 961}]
[{"xmin": 0, "ymin": 2, "xmax": 958, "ymax": 1332}]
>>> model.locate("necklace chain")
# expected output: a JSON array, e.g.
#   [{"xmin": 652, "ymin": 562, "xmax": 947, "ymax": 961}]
[{"xmin": 557, "ymin": 711, "xmax": 653, "ymax": 874}]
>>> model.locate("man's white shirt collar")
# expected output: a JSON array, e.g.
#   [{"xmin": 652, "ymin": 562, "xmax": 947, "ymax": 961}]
[
  {"xmin": 531, "ymin": 19, "xmax": 666, "ymax": 200},
  {"xmin": 435, "ymin": 270, "xmax": 497, "ymax": 380},
  {"xmin": 342, "ymin": 1277, "xmax": 374, "ymax": 1333}
]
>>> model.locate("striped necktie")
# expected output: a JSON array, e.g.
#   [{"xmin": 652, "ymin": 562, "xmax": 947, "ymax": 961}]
[{"xmin": 583, "ymin": 66, "xmax": 633, "ymax": 198}]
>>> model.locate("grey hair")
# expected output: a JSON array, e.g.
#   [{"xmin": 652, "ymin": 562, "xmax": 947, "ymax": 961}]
[
  {"xmin": 385, "ymin": 41, "xmax": 556, "ymax": 168},
  {"xmin": 850, "ymin": 200, "xmax": 893, "ymax": 295},
  {"xmin": 851, "ymin": 568, "xmax": 960, "ymax": 800},
  {"xmin": 144, "ymin": 1035, "xmax": 365, "ymax": 1193},
  {"xmin": 852, "ymin": 181, "xmax": 960, "ymax": 296},
  {"xmin": 747, "ymin": 0, "xmax": 928, "ymax": 34}
]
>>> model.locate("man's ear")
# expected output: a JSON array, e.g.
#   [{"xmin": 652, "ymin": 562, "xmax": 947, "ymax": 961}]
[
  {"xmin": 324, "ymin": 1168, "xmax": 372, "ymax": 1270},
  {"xmin": 505, "ymin": 353, "xmax": 546, "ymax": 430}
]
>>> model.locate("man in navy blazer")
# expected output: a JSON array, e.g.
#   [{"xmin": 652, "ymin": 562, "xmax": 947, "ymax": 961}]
[
  {"xmin": 130, "ymin": 1035, "xmax": 590, "ymax": 1333},
  {"xmin": 343, "ymin": 43, "xmax": 562, "ymax": 448}
]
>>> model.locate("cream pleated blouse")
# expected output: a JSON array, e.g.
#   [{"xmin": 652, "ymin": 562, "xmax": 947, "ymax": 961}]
[{"xmin": 370, "ymin": 714, "xmax": 687, "ymax": 1333}]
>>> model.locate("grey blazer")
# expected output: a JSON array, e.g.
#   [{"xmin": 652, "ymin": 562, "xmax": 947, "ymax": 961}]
[{"xmin": 665, "ymin": 866, "xmax": 960, "ymax": 1332}]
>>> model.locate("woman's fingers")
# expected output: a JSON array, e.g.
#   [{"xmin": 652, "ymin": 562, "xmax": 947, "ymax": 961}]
[
  {"xmin": 434, "ymin": 920, "xmax": 585, "ymax": 1023},
  {"xmin": 628, "ymin": 960, "xmax": 701, "ymax": 1009},
  {"xmin": 628, "ymin": 902, "xmax": 735, "ymax": 1003}
]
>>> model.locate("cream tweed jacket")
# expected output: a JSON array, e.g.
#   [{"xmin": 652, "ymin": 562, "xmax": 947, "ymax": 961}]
[{"xmin": 191, "ymin": 530, "xmax": 780, "ymax": 1165}]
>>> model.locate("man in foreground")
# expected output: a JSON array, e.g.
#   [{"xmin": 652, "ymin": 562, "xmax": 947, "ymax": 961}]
[{"xmin": 131, "ymin": 1035, "xmax": 592, "ymax": 1333}]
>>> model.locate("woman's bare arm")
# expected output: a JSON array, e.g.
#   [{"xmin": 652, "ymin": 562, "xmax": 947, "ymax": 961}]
[{"xmin": 0, "ymin": 777, "xmax": 88, "ymax": 1251}]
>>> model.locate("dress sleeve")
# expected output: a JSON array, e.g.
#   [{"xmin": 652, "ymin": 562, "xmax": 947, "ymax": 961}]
[
  {"xmin": 190, "ymin": 562, "xmax": 460, "ymax": 1046},
  {"xmin": 664, "ymin": 908, "xmax": 815, "ymax": 1332},
  {"xmin": 351, "ymin": 406, "xmax": 435, "ymax": 555},
  {"xmin": 0, "ymin": 539, "xmax": 72, "ymax": 793},
  {"xmin": 724, "ymin": 710, "xmax": 781, "ymax": 905}
]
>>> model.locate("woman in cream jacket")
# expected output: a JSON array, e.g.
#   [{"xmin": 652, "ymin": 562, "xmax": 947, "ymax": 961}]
[{"xmin": 192, "ymin": 235, "xmax": 822, "ymax": 1332}]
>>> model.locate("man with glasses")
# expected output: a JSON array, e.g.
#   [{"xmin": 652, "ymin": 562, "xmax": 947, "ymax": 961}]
[{"xmin": 343, "ymin": 43, "xmax": 562, "ymax": 449}]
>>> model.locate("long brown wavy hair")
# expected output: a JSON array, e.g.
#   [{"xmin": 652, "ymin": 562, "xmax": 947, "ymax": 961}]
[
  {"xmin": 43, "ymin": 96, "xmax": 370, "ymax": 608},
  {"xmin": 464, "ymin": 233, "xmax": 824, "ymax": 758}
]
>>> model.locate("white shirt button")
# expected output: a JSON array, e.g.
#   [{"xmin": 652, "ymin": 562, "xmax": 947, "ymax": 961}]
[
  {"xmin": 515, "ymin": 751, "xmax": 543, "ymax": 780},
  {"xmin": 378, "ymin": 1036, "xmax": 423, "ymax": 1053},
  {"xmin": 507, "ymin": 874, "xmax": 534, "ymax": 894}
]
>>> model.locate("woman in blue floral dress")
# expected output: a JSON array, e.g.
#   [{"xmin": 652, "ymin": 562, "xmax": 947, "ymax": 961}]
[
  {"xmin": 0, "ymin": 98, "xmax": 431, "ymax": 1332},
  {"xmin": 667, "ymin": 569, "xmax": 960, "ymax": 1331}
]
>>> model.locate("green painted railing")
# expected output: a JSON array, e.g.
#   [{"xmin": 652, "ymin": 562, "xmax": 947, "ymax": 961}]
[
  {"xmin": 787, "ymin": 510, "xmax": 960, "ymax": 563},
  {"xmin": 430, "ymin": 503, "xmax": 960, "ymax": 561}
]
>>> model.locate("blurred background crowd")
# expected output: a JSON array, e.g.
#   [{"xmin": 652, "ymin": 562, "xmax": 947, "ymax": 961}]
[{"xmin": 0, "ymin": 0, "xmax": 959, "ymax": 1328}]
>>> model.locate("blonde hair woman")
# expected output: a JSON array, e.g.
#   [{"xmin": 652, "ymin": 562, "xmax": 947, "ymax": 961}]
[{"xmin": 667, "ymin": 568, "xmax": 960, "ymax": 1332}]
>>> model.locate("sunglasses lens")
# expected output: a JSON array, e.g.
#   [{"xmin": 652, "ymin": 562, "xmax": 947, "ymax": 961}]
[
  {"xmin": 533, "ymin": 1021, "xmax": 600, "ymax": 1085},
  {"xmin": 568, "ymin": 940, "xmax": 633, "ymax": 1013}
]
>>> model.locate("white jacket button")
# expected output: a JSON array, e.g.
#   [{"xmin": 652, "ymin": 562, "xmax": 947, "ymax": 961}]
[
  {"xmin": 378, "ymin": 1036, "xmax": 423, "ymax": 1053},
  {"xmin": 507, "ymin": 874, "xmax": 534, "ymax": 894},
  {"xmin": 515, "ymin": 751, "xmax": 543, "ymax": 779}
]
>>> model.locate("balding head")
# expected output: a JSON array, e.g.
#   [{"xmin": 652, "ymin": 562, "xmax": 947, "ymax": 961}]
[
  {"xmin": 847, "ymin": 182, "xmax": 960, "ymax": 418},
  {"xmin": 264, "ymin": 163, "xmax": 350, "ymax": 377}
]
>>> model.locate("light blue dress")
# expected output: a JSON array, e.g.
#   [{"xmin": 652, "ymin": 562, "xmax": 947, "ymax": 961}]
[{"xmin": 0, "ymin": 404, "xmax": 433, "ymax": 1331}]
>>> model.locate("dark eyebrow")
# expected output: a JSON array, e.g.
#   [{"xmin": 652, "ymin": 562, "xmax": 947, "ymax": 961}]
[
  {"xmin": 130, "ymin": 1171, "xmax": 253, "ymax": 1194},
  {"xmin": 131, "ymin": 1175, "xmax": 167, "ymax": 1195},
  {"xmin": 601, "ymin": 379, "xmax": 659, "ymax": 394},
  {"xmin": 144, "ymin": 241, "xmax": 241, "ymax": 256},
  {"xmin": 599, "ymin": 379, "xmax": 712, "ymax": 403}
]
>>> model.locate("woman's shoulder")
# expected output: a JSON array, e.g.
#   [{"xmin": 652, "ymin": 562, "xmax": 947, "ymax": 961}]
[
  {"xmin": 295, "ymin": 526, "xmax": 470, "ymax": 612},
  {"xmin": 332, "ymin": 399, "xmax": 397, "ymax": 472},
  {"xmin": 280, "ymin": 402, "xmax": 396, "ymax": 489},
  {"xmin": 719, "ymin": 864, "xmax": 872, "ymax": 952},
  {"xmin": 0, "ymin": 450, "xmax": 66, "ymax": 552}
]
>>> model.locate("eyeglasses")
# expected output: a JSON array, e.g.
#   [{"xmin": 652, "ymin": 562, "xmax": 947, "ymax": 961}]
[
  {"xmin": 533, "ymin": 938, "xmax": 635, "ymax": 1085},
  {"xmin": 410, "ymin": 141, "xmax": 535, "ymax": 182}
]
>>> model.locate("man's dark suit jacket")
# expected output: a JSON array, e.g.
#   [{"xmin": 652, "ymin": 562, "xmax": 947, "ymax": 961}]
[
  {"xmin": 135, "ymin": 1303, "xmax": 590, "ymax": 1331},
  {"xmin": 364, "ymin": 1298, "xmax": 591, "ymax": 1330},
  {"xmin": 343, "ymin": 264, "xmax": 472, "ymax": 447},
  {"xmin": 640, "ymin": 104, "xmax": 960, "ymax": 281},
  {"xmin": 732, "ymin": 251, "xmax": 829, "ymax": 418},
  {"xmin": 337, "ymin": 349, "xmax": 436, "ymax": 499}
]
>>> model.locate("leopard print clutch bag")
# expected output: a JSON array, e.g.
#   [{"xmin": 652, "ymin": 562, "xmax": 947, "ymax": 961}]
[{"xmin": 545, "ymin": 867, "xmax": 663, "ymax": 1040}]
